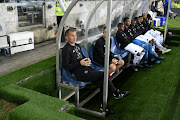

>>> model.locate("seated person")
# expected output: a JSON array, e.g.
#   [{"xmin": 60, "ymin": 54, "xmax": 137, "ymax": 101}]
[
  {"xmin": 135, "ymin": 17, "xmax": 143, "ymax": 35},
  {"xmin": 123, "ymin": 17, "xmax": 156, "ymax": 66},
  {"xmin": 124, "ymin": 18, "xmax": 135, "ymax": 40},
  {"xmin": 93, "ymin": 27, "xmax": 124, "ymax": 76},
  {"xmin": 145, "ymin": 29, "xmax": 171, "ymax": 54},
  {"xmin": 146, "ymin": 14, "xmax": 153, "ymax": 31},
  {"xmin": 135, "ymin": 14, "xmax": 170, "ymax": 56},
  {"xmin": 142, "ymin": 13, "xmax": 149, "ymax": 33},
  {"xmin": 151, "ymin": 1, "xmax": 163, "ymax": 16},
  {"xmin": 62, "ymin": 28, "xmax": 130, "ymax": 114},
  {"xmin": 116, "ymin": 23, "xmax": 146, "ymax": 71},
  {"xmin": 139, "ymin": 16, "xmax": 147, "ymax": 34},
  {"xmin": 129, "ymin": 19, "xmax": 139, "ymax": 38},
  {"xmin": 141, "ymin": 13, "xmax": 171, "ymax": 54}
]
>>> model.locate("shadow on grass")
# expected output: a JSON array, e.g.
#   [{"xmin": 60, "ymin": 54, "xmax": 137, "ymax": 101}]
[
  {"xmin": 73, "ymin": 67, "xmax": 135, "ymax": 120},
  {"xmin": 162, "ymin": 79, "xmax": 180, "ymax": 120}
]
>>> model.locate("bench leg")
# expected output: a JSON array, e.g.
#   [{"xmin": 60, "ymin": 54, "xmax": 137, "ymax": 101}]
[
  {"xmin": 75, "ymin": 88, "xmax": 79, "ymax": 107},
  {"xmin": 59, "ymin": 86, "xmax": 62, "ymax": 99}
]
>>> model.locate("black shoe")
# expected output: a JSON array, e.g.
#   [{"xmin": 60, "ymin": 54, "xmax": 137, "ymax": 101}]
[
  {"xmin": 100, "ymin": 105, "xmax": 114, "ymax": 114},
  {"xmin": 131, "ymin": 65, "xmax": 138, "ymax": 72},
  {"xmin": 113, "ymin": 89, "xmax": 131, "ymax": 99},
  {"xmin": 144, "ymin": 63, "xmax": 153, "ymax": 68},
  {"xmin": 136, "ymin": 64, "xmax": 144, "ymax": 68}
]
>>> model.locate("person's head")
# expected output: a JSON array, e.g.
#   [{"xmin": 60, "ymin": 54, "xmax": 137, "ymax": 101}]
[
  {"xmin": 131, "ymin": 19, "xmax": 136, "ymax": 26},
  {"xmin": 139, "ymin": 16, "xmax": 143, "ymax": 22},
  {"xmin": 136, "ymin": 17, "xmax": 140, "ymax": 24},
  {"xmin": 147, "ymin": 14, "xmax": 152, "ymax": 20},
  {"xmin": 65, "ymin": 28, "xmax": 77, "ymax": 45},
  {"xmin": 123, "ymin": 17, "xmax": 130, "ymax": 27},
  {"xmin": 117, "ymin": 23, "xmax": 124, "ymax": 31},
  {"xmin": 103, "ymin": 27, "xmax": 106, "ymax": 39},
  {"xmin": 134, "ymin": 17, "xmax": 138, "ymax": 21},
  {"xmin": 142, "ymin": 13, "xmax": 147, "ymax": 19}
]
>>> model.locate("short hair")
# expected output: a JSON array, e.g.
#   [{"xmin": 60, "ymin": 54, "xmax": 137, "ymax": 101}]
[
  {"xmin": 142, "ymin": 13, "xmax": 146, "ymax": 16},
  {"xmin": 131, "ymin": 19, "xmax": 135, "ymax": 22},
  {"xmin": 103, "ymin": 27, "xmax": 106, "ymax": 31},
  {"xmin": 147, "ymin": 14, "xmax": 152, "ymax": 19},
  {"xmin": 117, "ymin": 23, "xmax": 123, "ymax": 28},
  {"xmin": 123, "ymin": 17, "xmax": 129, "ymax": 22},
  {"xmin": 65, "ymin": 28, "xmax": 76, "ymax": 36},
  {"xmin": 139, "ymin": 16, "xmax": 143, "ymax": 18},
  {"xmin": 134, "ymin": 17, "xmax": 138, "ymax": 21}
]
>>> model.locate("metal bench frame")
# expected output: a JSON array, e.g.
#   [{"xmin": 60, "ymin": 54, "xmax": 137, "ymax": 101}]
[{"xmin": 56, "ymin": 0, "xmax": 150, "ymax": 117}]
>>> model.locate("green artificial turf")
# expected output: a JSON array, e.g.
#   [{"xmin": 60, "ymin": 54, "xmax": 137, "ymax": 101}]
[
  {"xmin": 0, "ymin": 56, "xmax": 83, "ymax": 120},
  {"xmin": 167, "ymin": 17, "xmax": 180, "ymax": 29},
  {"xmin": 0, "ymin": 104, "xmax": 5, "ymax": 120},
  {"xmin": 0, "ymin": 16, "xmax": 180, "ymax": 120},
  {"xmin": 0, "ymin": 56, "xmax": 56, "ymax": 87},
  {"xmin": 74, "ymin": 32, "xmax": 180, "ymax": 120}
]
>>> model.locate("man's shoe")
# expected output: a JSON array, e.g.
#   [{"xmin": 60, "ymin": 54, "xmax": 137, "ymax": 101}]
[
  {"xmin": 162, "ymin": 49, "xmax": 171, "ymax": 54},
  {"xmin": 136, "ymin": 64, "xmax": 144, "ymax": 68},
  {"xmin": 113, "ymin": 89, "xmax": 131, "ymax": 99},
  {"xmin": 144, "ymin": 63, "xmax": 153, "ymax": 68},
  {"xmin": 156, "ymin": 56, "xmax": 164, "ymax": 60},
  {"xmin": 131, "ymin": 65, "xmax": 138, "ymax": 72},
  {"xmin": 153, "ymin": 59, "xmax": 161, "ymax": 64},
  {"xmin": 100, "ymin": 105, "xmax": 114, "ymax": 114}
]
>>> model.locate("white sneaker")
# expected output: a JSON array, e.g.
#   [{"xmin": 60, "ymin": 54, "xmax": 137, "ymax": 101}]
[{"xmin": 162, "ymin": 49, "xmax": 171, "ymax": 54}]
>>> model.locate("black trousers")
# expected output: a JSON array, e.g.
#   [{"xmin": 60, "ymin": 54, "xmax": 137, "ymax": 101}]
[
  {"xmin": 76, "ymin": 70, "xmax": 117, "ymax": 99},
  {"xmin": 57, "ymin": 16, "xmax": 65, "ymax": 42}
]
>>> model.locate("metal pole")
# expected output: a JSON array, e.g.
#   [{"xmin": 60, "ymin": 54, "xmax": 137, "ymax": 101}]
[
  {"xmin": 56, "ymin": 0, "xmax": 79, "ymax": 99},
  {"xmin": 84, "ymin": 0, "xmax": 104, "ymax": 49},
  {"xmin": 163, "ymin": 0, "xmax": 171, "ymax": 43},
  {"xmin": 103, "ymin": 0, "xmax": 112, "ymax": 113}
]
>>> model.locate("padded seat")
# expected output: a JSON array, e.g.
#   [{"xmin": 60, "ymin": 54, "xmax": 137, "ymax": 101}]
[
  {"xmin": 87, "ymin": 45, "xmax": 104, "ymax": 71},
  {"xmin": 111, "ymin": 36, "xmax": 129, "ymax": 59},
  {"xmin": 61, "ymin": 68, "xmax": 89, "ymax": 88}
]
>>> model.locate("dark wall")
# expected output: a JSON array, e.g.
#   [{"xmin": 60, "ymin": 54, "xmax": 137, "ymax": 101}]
[{"xmin": 171, "ymin": 8, "xmax": 180, "ymax": 16}]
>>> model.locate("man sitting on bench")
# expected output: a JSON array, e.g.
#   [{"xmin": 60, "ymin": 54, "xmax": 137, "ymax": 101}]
[
  {"xmin": 93, "ymin": 27, "xmax": 125, "ymax": 77},
  {"xmin": 116, "ymin": 23, "xmax": 146, "ymax": 71},
  {"xmin": 62, "ymin": 28, "xmax": 130, "ymax": 114}
]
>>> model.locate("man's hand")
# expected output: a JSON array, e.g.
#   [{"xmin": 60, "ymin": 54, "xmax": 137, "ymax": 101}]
[
  {"xmin": 80, "ymin": 58, "xmax": 92, "ymax": 66},
  {"xmin": 130, "ymin": 33, "xmax": 133, "ymax": 37},
  {"xmin": 112, "ymin": 58, "xmax": 118, "ymax": 65}
]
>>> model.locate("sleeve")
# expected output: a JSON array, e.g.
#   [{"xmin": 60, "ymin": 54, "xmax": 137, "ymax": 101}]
[
  {"xmin": 62, "ymin": 47, "xmax": 81, "ymax": 71},
  {"xmin": 116, "ymin": 33, "xmax": 127, "ymax": 45},
  {"xmin": 94, "ymin": 39, "xmax": 105, "ymax": 60}
]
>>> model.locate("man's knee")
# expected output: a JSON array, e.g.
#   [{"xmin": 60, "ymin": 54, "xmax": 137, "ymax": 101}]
[
  {"xmin": 109, "ymin": 64, "xmax": 116, "ymax": 72},
  {"xmin": 118, "ymin": 59, "xmax": 124, "ymax": 66}
]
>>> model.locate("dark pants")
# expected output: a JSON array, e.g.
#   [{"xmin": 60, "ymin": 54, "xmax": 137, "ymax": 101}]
[
  {"xmin": 76, "ymin": 70, "xmax": 117, "ymax": 102},
  {"xmin": 57, "ymin": 16, "xmax": 65, "ymax": 42},
  {"xmin": 164, "ymin": 6, "xmax": 168, "ymax": 18}
]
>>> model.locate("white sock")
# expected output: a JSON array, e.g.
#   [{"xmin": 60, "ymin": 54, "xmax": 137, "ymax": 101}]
[
  {"xmin": 133, "ymin": 55, "xmax": 138, "ymax": 65},
  {"xmin": 137, "ymin": 52, "xmax": 145, "ymax": 64}
]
